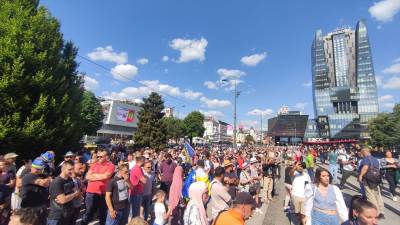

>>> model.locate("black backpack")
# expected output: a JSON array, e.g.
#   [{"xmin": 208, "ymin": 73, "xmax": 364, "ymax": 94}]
[{"xmin": 364, "ymin": 157, "xmax": 381, "ymax": 188}]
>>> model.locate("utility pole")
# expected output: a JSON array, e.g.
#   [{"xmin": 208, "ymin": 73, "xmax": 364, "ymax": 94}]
[
  {"xmin": 221, "ymin": 79, "xmax": 240, "ymax": 149},
  {"xmin": 233, "ymin": 79, "xmax": 238, "ymax": 149},
  {"xmin": 260, "ymin": 113, "xmax": 263, "ymax": 145}
]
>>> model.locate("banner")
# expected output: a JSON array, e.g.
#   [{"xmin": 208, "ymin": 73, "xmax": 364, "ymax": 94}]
[{"xmin": 116, "ymin": 107, "xmax": 135, "ymax": 123}]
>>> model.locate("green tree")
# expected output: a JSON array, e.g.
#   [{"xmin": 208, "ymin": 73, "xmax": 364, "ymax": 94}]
[
  {"xmin": 369, "ymin": 104, "xmax": 400, "ymax": 148},
  {"xmin": 134, "ymin": 92, "xmax": 167, "ymax": 149},
  {"xmin": 80, "ymin": 91, "xmax": 104, "ymax": 135},
  {"xmin": 183, "ymin": 111, "xmax": 205, "ymax": 143},
  {"xmin": 0, "ymin": 0, "xmax": 85, "ymax": 158},
  {"xmin": 245, "ymin": 134, "xmax": 255, "ymax": 145},
  {"xmin": 163, "ymin": 117, "xmax": 184, "ymax": 143}
]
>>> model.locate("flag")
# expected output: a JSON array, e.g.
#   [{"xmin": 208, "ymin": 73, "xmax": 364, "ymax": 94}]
[{"xmin": 184, "ymin": 142, "xmax": 195, "ymax": 158}]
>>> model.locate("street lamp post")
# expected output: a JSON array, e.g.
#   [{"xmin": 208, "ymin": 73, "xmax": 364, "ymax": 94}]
[{"xmin": 221, "ymin": 79, "xmax": 240, "ymax": 149}]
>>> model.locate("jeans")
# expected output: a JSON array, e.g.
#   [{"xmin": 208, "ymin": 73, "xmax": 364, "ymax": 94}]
[
  {"xmin": 142, "ymin": 195, "xmax": 152, "ymax": 220},
  {"xmin": 81, "ymin": 193, "xmax": 107, "ymax": 225},
  {"xmin": 130, "ymin": 194, "xmax": 143, "ymax": 218},
  {"xmin": 329, "ymin": 164, "xmax": 338, "ymax": 184},
  {"xmin": 311, "ymin": 210, "xmax": 340, "ymax": 225},
  {"xmin": 105, "ymin": 208, "xmax": 130, "ymax": 225}
]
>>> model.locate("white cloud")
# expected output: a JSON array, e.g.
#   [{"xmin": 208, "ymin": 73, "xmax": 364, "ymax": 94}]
[
  {"xmin": 87, "ymin": 46, "xmax": 128, "ymax": 65},
  {"xmin": 378, "ymin": 94, "xmax": 396, "ymax": 109},
  {"xmin": 200, "ymin": 110, "xmax": 224, "ymax": 119},
  {"xmin": 382, "ymin": 76, "xmax": 400, "ymax": 89},
  {"xmin": 200, "ymin": 96, "xmax": 231, "ymax": 108},
  {"xmin": 136, "ymin": 58, "xmax": 149, "ymax": 65},
  {"xmin": 83, "ymin": 76, "xmax": 99, "ymax": 91},
  {"xmin": 183, "ymin": 90, "xmax": 203, "ymax": 100},
  {"xmin": 140, "ymin": 80, "xmax": 182, "ymax": 97},
  {"xmin": 302, "ymin": 81, "xmax": 312, "ymax": 87},
  {"xmin": 294, "ymin": 102, "xmax": 308, "ymax": 110},
  {"xmin": 247, "ymin": 109, "xmax": 274, "ymax": 116},
  {"xmin": 383, "ymin": 63, "xmax": 400, "ymax": 74},
  {"xmin": 162, "ymin": 56, "xmax": 169, "ymax": 62},
  {"xmin": 240, "ymin": 52, "xmax": 267, "ymax": 66},
  {"xmin": 204, "ymin": 81, "xmax": 218, "ymax": 90},
  {"xmin": 378, "ymin": 94, "xmax": 394, "ymax": 102},
  {"xmin": 111, "ymin": 64, "xmax": 138, "ymax": 81},
  {"xmin": 169, "ymin": 37, "xmax": 208, "ymax": 63},
  {"xmin": 369, "ymin": 0, "xmax": 400, "ymax": 22},
  {"xmin": 394, "ymin": 57, "xmax": 400, "ymax": 63},
  {"xmin": 217, "ymin": 68, "xmax": 246, "ymax": 80},
  {"xmin": 221, "ymin": 79, "xmax": 244, "ymax": 91},
  {"xmin": 102, "ymin": 86, "xmax": 151, "ymax": 102}
]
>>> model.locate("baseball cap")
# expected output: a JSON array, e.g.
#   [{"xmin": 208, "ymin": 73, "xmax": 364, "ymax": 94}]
[
  {"xmin": 233, "ymin": 192, "xmax": 256, "ymax": 207},
  {"xmin": 250, "ymin": 158, "xmax": 258, "ymax": 163},
  {"xmin": 41, "ymin": 151, "xmax": 55, "ymax": 162},
  {"xmin": 4, "ymin": 153, "xmax": 18, "ymax": 160}
]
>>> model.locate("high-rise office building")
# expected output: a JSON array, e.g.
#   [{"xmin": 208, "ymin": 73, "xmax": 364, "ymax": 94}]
[{"xmin": 311, "ymin": 20, "xmax": 378, "ymax": 139}]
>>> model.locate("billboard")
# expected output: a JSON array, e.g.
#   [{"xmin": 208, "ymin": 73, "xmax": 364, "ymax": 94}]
[{"xmin": 105, "ymin": 101, "xmax": 140, "ymax": 128}]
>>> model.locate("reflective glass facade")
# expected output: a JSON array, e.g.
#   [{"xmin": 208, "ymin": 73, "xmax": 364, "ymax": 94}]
[{"xmin": 311, "ymin": 20, "xmax": 378, "ymax": 140}]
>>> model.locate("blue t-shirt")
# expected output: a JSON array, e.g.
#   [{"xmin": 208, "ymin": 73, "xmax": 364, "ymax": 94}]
[{"xmin": 359, "ymin": 156, "xmax": 380, "ymax": 172}]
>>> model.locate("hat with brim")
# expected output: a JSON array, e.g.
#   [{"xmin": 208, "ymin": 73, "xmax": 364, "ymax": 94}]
[
  {"xmin": 223, "ymin": 160, "xmax": 233, "ymax": 167},
  {"xmin": 4, "ymin": 153, "xmax": 18, "ymax": 160},
  {"xmin": 242, "ymin": 162, "xmax": 249, "ymax": 169},
  {"xmin": 64, "ymin": 151, "xmax": 75, "ymax": 157},
  {"xmin": 250, "ymin": 158, "xmax": 258, "ymax": 163}
]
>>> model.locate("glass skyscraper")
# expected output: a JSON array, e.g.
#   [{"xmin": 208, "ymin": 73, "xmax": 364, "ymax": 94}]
[{"xmin": 311, "ymin": 20, "xmax": 379, "ymax": 140}]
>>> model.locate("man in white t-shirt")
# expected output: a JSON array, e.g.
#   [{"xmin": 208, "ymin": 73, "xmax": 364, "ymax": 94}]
[
  {"xmin": 290, "ymin": 161, "xmax": 311, "ymax": 225},
  {"xmin": 339, "ymin": 151, "xmax": 356, "ymax": 189}
]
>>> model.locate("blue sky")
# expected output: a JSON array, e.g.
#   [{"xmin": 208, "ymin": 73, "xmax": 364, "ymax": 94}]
[{"xmin": 40, "ymin": 0, "xmax": 400, "ymax": 129}]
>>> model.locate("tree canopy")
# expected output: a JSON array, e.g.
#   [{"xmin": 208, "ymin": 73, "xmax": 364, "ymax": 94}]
[
  {"xmin": 0, "ymin": 0, "xmax": 103, "ymax": 158},
  {"xmin": 183, "ymin": 111, "xmax": 205, "ymax": 143},
  {"xmin": 369, "ymin": 104, "xmax": 400, "ymax": 148},
  {"xmin": 163, "ymin": 116, "xmax": 185, "ymax": 143},
  {"xmin": 134, "ymin": 92, "xmax": 167, "ymax": 149}
]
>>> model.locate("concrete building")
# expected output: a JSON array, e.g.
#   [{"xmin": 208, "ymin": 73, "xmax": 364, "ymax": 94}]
[
  {"xmin": 164, "ymin": 107, "xmax": 174, "ymax": 118},
  {"xmin": 312, "ymin": 20, "xmax": 379, "ymax": 140},
  {"xmin": 203, "ymin": 117, "xmax": 231, "ymax": 143}
]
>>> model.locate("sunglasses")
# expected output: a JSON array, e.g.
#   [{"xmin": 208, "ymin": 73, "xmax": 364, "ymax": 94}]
[{"xmin": 97, "ymin": 155, "xmax": 106, "ymax": 159}]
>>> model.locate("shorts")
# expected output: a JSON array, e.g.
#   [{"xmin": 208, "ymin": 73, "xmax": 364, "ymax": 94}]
[{"xmin": 291, "ymin": 196, "xmax": 305, "ymax": 215}]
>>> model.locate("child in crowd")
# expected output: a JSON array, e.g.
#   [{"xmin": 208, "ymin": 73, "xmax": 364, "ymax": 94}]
[{"xmin": 154, "ymin": 190, "xmax": 168, "ymax": 225}]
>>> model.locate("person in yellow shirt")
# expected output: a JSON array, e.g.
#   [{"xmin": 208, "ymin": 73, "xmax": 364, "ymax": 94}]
[{"xmin": 212, "ymin": 192, "xmax": 255, "ymax": 225}]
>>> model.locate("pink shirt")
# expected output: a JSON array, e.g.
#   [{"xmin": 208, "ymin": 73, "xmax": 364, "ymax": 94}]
[
  {"xmin": 130, "ymin": 165, "xmax": 144, "ymax": 196},
  {"xmin": 86, "ymin": 161, "xmax": 115, "ymax": 194}
]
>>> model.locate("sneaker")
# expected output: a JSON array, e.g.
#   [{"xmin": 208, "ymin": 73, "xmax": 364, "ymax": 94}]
[{"xmin": 393, "ymin": 196, "xmax": 398, "ymax": 202}]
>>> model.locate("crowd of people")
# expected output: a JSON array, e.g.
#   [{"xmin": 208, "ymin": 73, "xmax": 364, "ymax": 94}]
[{"xmin": 0, "ymin": 142, "xmax": 398, "ymax": 225}]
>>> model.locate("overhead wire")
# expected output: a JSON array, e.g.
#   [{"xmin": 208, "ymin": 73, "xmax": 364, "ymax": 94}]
[{"xmin": 77, "ymin": 54, "xmax": 199, "ymax": 108}]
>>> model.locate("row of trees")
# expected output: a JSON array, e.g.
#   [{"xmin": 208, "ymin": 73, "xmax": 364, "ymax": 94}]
[
  {"xmin": 0, "ymin": 0, "xmax": 104, "ymax": 159},
  {"xmin": 369, "ymin": 104, "xmax": 400, "ymax": 148},
  {"xmin": 133, "ymin": 92, "xmax": 205, "ymax": 149}
]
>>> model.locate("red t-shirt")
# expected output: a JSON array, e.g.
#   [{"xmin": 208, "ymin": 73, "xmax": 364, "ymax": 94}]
[
  {"xmin": 130, "ymin": 165, "xmax": 144, "ymax": 196},
  {"xmin": 86, "ymin": 161, "xmax": 115, "ymax": 194},
  {"xmin": 237, "ymin": 157, "xmax": 244, "ymax": 168}
]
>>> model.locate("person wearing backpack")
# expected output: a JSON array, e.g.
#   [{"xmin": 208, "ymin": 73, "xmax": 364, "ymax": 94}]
[{"xmin": 358, "ymin": 147, "xmax": 384, "ymax": 219}]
